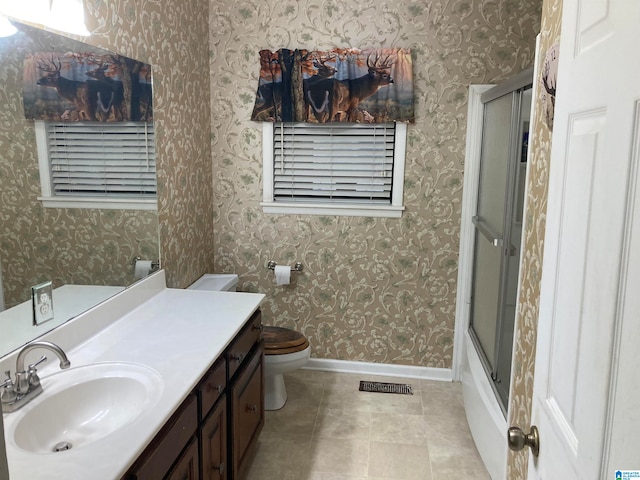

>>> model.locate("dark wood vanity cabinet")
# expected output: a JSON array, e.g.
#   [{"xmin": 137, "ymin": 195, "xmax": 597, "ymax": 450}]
[
  {"xmin": 124, "ymin": 310, "xmax": 263, "ymax": 480},
  {"xmin": 201, "ymin": 398, "xmax": 227, "ymax": 480},
  {"xmin": 225, "ymin": 308, "xmax": 264, "ymax": 479},
  {"xmin": 126, "ymin": 394, "xmax": 199, "ymax": 480},
  {"xmin": 166, "ymin": 437, "xmax": 200, "ymax": 480},
  {"xmin": 230, "ymin": 343, "xmax": 264, "ymax": 480},
  {"xmin": 199, "ymin": 356, "xmax": 227, "ymax": 480}
]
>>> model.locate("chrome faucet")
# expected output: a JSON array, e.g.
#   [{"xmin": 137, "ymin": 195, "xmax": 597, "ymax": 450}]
[{"xmin": 1, "ymin": 341, "xmax": 70, "ymax": 413}]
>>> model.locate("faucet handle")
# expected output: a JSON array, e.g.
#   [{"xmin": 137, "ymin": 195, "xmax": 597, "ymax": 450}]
[
  {"xmin": 1, "ymin": 371, "xmax": 17, "ymax": 404},
  {"xmin": 28, "ymin": 355, "xmax": 47, "ymax": 372},
  {"xmin": 1, "ymin": 370, "xmax": 13, "ymax": 388}
]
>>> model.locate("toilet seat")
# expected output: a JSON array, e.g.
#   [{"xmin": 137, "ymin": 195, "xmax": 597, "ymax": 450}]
[{"xmin": 262, "ymin": 326, "xmax": 309, "ymax": 355}]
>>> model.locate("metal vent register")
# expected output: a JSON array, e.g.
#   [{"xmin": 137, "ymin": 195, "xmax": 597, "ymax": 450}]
[{"xmin": 359, "ymin": 381, "xmax": 413, "ymax": 395}]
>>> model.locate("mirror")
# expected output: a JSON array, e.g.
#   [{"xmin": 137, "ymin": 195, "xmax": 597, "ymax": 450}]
[{"xmin": 0, "ymin": 20, "xmax": 159, "ymax": 357}]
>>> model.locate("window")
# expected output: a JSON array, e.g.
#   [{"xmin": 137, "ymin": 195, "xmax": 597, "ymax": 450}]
[
  {"xmin": 35, "ymin": 121, "xmax": 157, "ymax": 210},
  {"xmin": 261, "ymin": 122, "xmax": 406, "ymax": 217}
]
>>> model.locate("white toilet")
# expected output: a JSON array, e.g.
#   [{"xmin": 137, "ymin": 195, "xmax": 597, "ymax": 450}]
[
  {"xmin": 188, "ymin": 273, "xmax": 239, "ymax": 292},
  {"xmin": 188, "ymin": 274, "xmax": 310, "ymax": 411},
  {"xmin": 261, "ymin": 326, "xmax": 310, "ymax": 410}
]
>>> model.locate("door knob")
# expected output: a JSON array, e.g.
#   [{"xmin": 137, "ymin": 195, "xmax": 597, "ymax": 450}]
[{"xmin": 507, "ymin": 425, "xmax": 540, "ymax": 457}]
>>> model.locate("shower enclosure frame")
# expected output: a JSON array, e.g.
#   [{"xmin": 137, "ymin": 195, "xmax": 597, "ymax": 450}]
[
  {"xmin": 470, "ymin": 80, "xmax": 531, "ymax": 414},
  {"xmin": 453, "ymin": 67, "xmax": 535, "ymax": 480}
]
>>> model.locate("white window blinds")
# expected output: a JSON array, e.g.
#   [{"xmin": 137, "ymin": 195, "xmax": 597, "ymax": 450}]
[
  {"xmin": 43, "ymin": 121, "xmax": 156, "ymax": 198},
  {"xmin": 273, "ymin": 122, "xmax": 395, "ymax": 204}
]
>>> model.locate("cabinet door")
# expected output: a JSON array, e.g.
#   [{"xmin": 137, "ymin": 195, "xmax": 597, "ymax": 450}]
[
  {"xmin": 128, "ymin": 395, "xmax": 198, "ymax": 480},
  {"xmin": 230, "ymin": 343, "xmax": 264, "ymax": 480},
  {"xmin": 166, "ymin": 437, "xmax": 199, "ymax": 480},
  {"xmin": 201, "ymin": 398, "xmax": 227, "ymax": 480}
]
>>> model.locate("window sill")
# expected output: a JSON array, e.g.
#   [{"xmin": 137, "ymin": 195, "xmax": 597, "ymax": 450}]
[
  {"xmin": 38, "ymin": 196, "xmax": 158, "ymax": 210},
  {"xmin": 261, "ymin": 201, "xmax": 404, "ymax": 218}
]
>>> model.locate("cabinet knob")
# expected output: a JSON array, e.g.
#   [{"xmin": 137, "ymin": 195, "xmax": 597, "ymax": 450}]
[
  {"xmin": 206, "ymin": 383, "xmax": 224, "ymax": 394},
  {"xmin": 251, "ymin": 324, "xmax": 263, "ymax": 332},
  {"xmin": 247, "ymin": 404, "xmax": 258, "ymax": 413},
  {"xmin": 231, "ymin": 353, "xmax": 244, "ymax": 362},
  {"xmin": 212, "ymin": 462, "xmax": 224, "ymax": 475}
]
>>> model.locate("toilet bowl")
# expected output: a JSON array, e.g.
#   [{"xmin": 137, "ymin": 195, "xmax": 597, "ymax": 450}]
[{"xmin": 262, "ymin": 326, "xmax": 310, "ymax": 410}]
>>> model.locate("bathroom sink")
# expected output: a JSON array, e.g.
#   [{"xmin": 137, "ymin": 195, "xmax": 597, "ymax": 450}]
[{"xmin": 8, "ymin": 362, "xmax": 163, "ymax": 454}]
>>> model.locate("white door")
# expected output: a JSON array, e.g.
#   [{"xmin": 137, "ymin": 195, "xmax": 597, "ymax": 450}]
[{"xmin": 527, "ymin": 0, "xmax": 640, "ymax": 478}]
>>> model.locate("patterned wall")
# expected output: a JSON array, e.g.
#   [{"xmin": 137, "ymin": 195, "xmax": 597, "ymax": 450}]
[
  {"xmin": 507, "ymin": 0, "xmax": 562, "ymax": 477},
  {"xmin": 210, "ymin": 0, "xmax": 541, "ymax": 367},
  {"xmin": 0, "ymin": 28, "xmax": 159, "ymax": 308},
  {"xmin": 83, "ymin": 0, "xmax": 216, "ymax": 290}
]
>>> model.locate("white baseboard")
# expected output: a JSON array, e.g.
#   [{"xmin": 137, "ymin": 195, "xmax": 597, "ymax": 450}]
[{"xmin": 303, "ymin": 358, "xmax": 453, "ymax": 382}]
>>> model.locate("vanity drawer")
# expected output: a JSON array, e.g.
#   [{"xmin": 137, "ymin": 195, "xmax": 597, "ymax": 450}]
[
  {"xmin": 199, "ymin": 357, "xmax": 226, "ymax": 419},
  {"xmin": 226, "ymin": 310, "xmax": 262, "ymax": 379},
  {"xmin": 128, "ymin": 394, "xmax": 198, "ymax": 480}
]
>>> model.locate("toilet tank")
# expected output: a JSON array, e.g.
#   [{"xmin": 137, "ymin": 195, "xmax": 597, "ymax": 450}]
[{"xmin": 188, "ymin": 274, "xmax": 239, "ymax": 292}]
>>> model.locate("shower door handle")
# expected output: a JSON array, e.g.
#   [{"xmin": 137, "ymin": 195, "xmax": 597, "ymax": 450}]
[{"xmin": 472, "ymin": 216, "xmax": 503, "ymax": 247}]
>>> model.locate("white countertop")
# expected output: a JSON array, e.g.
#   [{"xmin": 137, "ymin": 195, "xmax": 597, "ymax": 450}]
[{"xmin": 1, "ymin": 271, "xmax": 265, "ymax": 479}]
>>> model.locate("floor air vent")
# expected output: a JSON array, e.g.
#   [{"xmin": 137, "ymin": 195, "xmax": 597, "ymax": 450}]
[{"xmin": 359, "ymin": 381, "xmax": 413, "ymax": 395}]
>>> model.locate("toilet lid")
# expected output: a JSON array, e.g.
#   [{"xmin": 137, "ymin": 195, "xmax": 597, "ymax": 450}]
[{"xmin": 262, "ymin": 326, "xmax": 309, "ymax": 355}]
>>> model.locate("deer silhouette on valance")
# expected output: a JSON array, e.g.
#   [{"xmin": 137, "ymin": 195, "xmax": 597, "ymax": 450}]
[
  {"xmin": 251, "ymin": 48, "xmax": 414, "ymax": 124},
  {"xmin": 23, "ymin": 52, "xmax": 153, "ymax": 122}
]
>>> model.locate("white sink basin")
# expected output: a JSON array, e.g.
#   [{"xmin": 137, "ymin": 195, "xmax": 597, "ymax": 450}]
[{"xmin": 7, "ymin": 362, "xmax": 163, "ymax": 454}]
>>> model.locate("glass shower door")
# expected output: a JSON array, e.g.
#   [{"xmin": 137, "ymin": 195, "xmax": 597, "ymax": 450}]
[
  {"xmin": 469, "ymin": 86, "xmax": 530, "ymax": 412},
  {"xmin": 470, "ymin": 92, "xmax": 513, "ymax": 373}
]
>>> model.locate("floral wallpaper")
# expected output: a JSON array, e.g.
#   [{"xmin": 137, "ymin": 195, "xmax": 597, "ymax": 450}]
[
  {"xmin": 0, "ymin": 0, "xmax": 565, "ymax": 476},
  {"xmin": 507, "ymin": 0, "xmax": 562, "ymax": 477},
  {"xmin": 83, "ymin": 0, "xmax": 215, "ymax": 290},
  {"xmin": 210, "ymin": 0, "xmax": 541, "ymax": 367}
]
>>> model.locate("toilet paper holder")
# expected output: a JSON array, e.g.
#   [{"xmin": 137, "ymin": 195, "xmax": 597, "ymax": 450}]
[
  {"xmin": 131, "ymin": 257, "xmax": 160, "ymax": 270},
  {"xmin": 267, "ymin": 261, "xmax": 303, "ymax": 272}
]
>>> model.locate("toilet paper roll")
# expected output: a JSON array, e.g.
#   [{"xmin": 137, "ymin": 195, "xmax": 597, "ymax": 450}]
[
  {"xmin": 274, "ymin": 265, "xmax": 291, "ymax": 286},
  {"xmin": 134, "ymin": 260, "xmax": 153, "ymax": 279}
]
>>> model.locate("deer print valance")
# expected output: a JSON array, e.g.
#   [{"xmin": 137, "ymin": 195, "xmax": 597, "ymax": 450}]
[
  {"xmin": 251, "ymin": 48, "xmax": 414, "ymax": 124},
  {"xmin": 23, "ymin": 52, "xmax": 153, "ymax": 122}
]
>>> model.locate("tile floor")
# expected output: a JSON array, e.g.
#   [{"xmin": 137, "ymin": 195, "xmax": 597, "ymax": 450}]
[{"xmin": 245, "ymin": 369, "xmax": 490, "ymax": 480}]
